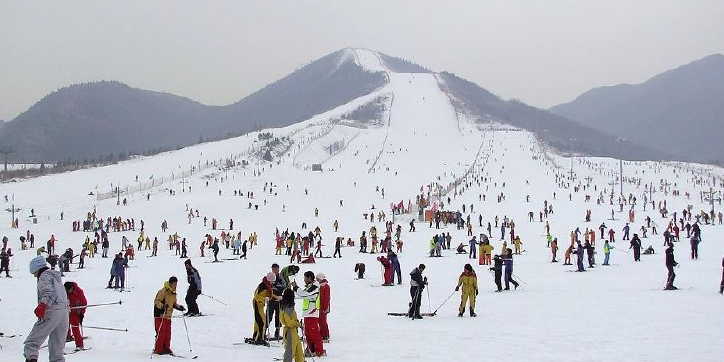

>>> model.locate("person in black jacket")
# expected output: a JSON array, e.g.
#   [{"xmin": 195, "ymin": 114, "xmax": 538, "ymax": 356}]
[
  {"xmin": 575, "ymin": 241, "xmax": 586, "ymax": 272},
  {"xmin": 184, "ymin": 259, "xmax": 202, "ymax": 316},
  {"xmin": 664, "ymin": 244, "xmax": 678, "ymax": 290},
  {"xmin": 630, "ymin": 234, "xmax": 642, "ymax": 262},
  {"xmin": 267, "ymin": 263, "xmax": 286, "ymax": 339},
  {"xmin": 407, "ymin": 264, "xmax": 427, "ymax": 319},
  {"xmin": 489, "ymin": 255, "xmax": 503, "ymax": 292},
  {"xmin": 584, "ymin": 241, "xmax": 595, "ymax": 268}
]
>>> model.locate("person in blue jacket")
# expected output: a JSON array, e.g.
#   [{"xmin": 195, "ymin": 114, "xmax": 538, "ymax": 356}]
[
  {"xmin": 387, "ymin": 251, "xmax": 402, "ymax": 285},
  {"xmin": 502, "ymin": 248, "xmax": 519, "ymax": 290},
  {"xmin": 575, "ymin": 241, "xmax": 586, "ymax": 272}
]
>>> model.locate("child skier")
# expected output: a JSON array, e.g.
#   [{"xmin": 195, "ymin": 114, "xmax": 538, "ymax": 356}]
[{"xmin": 455, "ymin": 264, "xmax": 478, "ymax": 317}]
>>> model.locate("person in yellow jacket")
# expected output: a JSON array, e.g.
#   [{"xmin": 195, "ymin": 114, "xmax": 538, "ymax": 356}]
[
  {"xmin": 482, "ymin": 242, "xmax": 494, "ymax": 265},
  {"xmin": 280, "ymin": 289, "xmax": 304, "ymax": 362},
  {"xmin": 455, "ymin": 264, "xmax": 478, "ymax": 317},
  {"xmin": 513, "ymin": 236, "xmax": 523, "ymax": 254},
  {"xmin": 153, "ymin": 276, "xmax": 185, "ymax": 355},
  {"xmin": 250, "ymin": 272, "xmax": 280, "ymax": 345}
]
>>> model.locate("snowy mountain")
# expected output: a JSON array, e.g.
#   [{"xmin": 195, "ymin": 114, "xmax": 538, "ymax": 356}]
[
  {"xmin": 0, "ymin": 48, "xmax": 669, "ymax": 165},
  {"xmin": 550, "ymin": 54, "xmax": 724, "ymax": 165},
  {"xmin": 0, "ymin": 48, "xmax": 723, "ymax": 362}
]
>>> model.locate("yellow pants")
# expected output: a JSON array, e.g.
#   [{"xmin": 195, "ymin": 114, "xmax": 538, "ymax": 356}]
[
  {"xmin": 459, "ymin": 289, "xmax": 476, "ymax": 312},
  {"xmin": 252, "ymin": 300, "xmax": 266, "ymax": 342},
  {"xmin": 283, "ymin": 327, "xmax": 304, "ymax": 362}
]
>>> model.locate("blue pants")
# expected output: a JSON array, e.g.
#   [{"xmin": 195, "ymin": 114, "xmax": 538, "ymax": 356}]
[
  {"xmin": 603, "ymin": 253, "xmax": 610, "ymax": 265},
  {"xmin": 577, "ymin": 257, "xmax": 585, "ymax": 271},
  {"xmin": 469, "ymin": 245, "xmax": 476, "ymax": 259}
]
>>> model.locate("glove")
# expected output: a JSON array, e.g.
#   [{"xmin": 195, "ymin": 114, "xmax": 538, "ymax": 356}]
[
  {"xmin": 34, "ymin": 303, "xmax": 46, "ymax": 319},
  {"xmin": 455, "ymin": 286, "xmax": 459, "ymax": 292},
  {"xmin": 79, "ymin": 313, "xmax": 85, "ymax": 324},
  {"xmin": 475, "ymin": 289, "xmax": 479, "ymax": 296}
]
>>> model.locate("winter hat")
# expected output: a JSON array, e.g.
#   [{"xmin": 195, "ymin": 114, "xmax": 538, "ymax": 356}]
[
  {"xmin": 29, "ymin": 256, "xmax": 48, "ymax": 274},
  {"xmin": 266, "ymin": 272, "xmax": 276, "ymax": 282},
  {"xmin": 184, "ymin": 259, "xmax": 192, "ymax": 266},
  {"xmin": 316, "ymin": 273, "xmax": 326, "ymax": 281}
]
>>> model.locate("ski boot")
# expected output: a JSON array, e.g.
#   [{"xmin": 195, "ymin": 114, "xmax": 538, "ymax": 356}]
[
  {"xmin": 458, "ymin": 311, "xmax": 464, "ymax": 317},
  {"xmin": 470, "ymin": 308, "xmax": 477, "ymax": 317}
]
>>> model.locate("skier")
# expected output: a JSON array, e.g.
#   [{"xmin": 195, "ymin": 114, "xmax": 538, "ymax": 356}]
[
  {"xmin": 664, "ymin": 244, "xmax": 678, "ymax": 290},
  {"xmin": 0, "ymin": 248, "xmax": 12, "ymax": 277},
  {"xmin": 503, "ymin": 248, "xmax": 520, "ymax": 289},
  {"xmin": 584, "ymin": 240, "xmax": 595, "ymax": 268},
  {"xmin": 602, "ymin": 240, "xmax": 613, "ymax": 266},
  {"xmin": 388, "ymin": 251, "xmax": 402, "ymax": 284},
  {"xmin": 690, "ymin": 235, "xmax": 699, "ymax": 260},
  {"xmin": 293, "ymin": 271, "xmax": 325, "ymax": 356},
  {"xmin": 280, "ymin": 289, "xmax": 304, "ymax": 362},
  {"xmin": 455, "ymin": 264, "xmax": 478, "ymax": 317},
  {"xmin": 489, "ymin": 255, "xmax": 503, "ymax": 292},
  {"xmin": 24, "ymin": 256, "xmax": 70, "ymax": 362},
  {"xmin": 622, "ymin": 223, "xmax": 630, "ymax": 240},
  {"xmin": 408, "ymin": 264, "xmax": 427, "ymax": 319},
  {"xmin": 354, "ymin": 263, "xmax": 366, "ymax": 279},
  {"xmin": 184, "ymin": 259, "xmax": 202, "ymax": 316},
  {"xmin": 550, "ymin": 237, "xmax": 558, "ymax": 263},
  {"xmin": 317, "ymin": 273, "xmax": 331, "ymax": 342},
  {"xmin": 575, "ymin": 241, "xmax": 585, "ymax": 272},
  {"xmin": 267, "ymin": 263, "xmax": 285, "ymax": 340},
  {"xmin": 630, "ymin": 234, "xmax": 642, "ymax": 262},
  {"xmin": 153, "ymin": 276, "xmax": 186, "ymax": 355},
  {"xmin": 64, "ymin": 281, "xmax": 87, "ymax": 351},
  {"xmin": 377, "ymin": 255, "xmax": 393, "ymax": 286},
  {"xmin": 468, "ymin": 236, "xmax": 477, "ymax": 259},
  {"xmin": 251, "ymin": 272, "xmax": 277, "ymax": 345}
]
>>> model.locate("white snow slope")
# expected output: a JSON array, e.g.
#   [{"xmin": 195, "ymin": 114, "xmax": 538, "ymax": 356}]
[{"xmin": 0, "ymin": 48, "xmax": 723, "ymax": 362}]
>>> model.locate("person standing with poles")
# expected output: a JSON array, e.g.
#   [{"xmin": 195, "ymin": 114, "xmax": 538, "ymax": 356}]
[
  {"xmin": 490, "ymin": 255, "xmax": 503, "ymax": 292},
  {"xmin": 267, "ymin": 263, "xmax": 285, "ymax": 340},
  {"xmin": 630, "ymin": 233, "xmax": 642, "ymax": 262},
  {"xmin": 664, "ymin": 244, "xmax": 678, "ymax": 290},
  {"xmin": 249, "ymin": 272, "xmax": 277, "ymax": 345},
  {"xmin": 64, "ymin": 282, "xmax": 87, "ymax": 351},
  {"xmin": 455, "ymin": 264, "xmax": 478, "ymax": 317},
  {"xmin": 184, "ymin": 259, "xmax": 202, "ymax": 316},
  {"xmin": 503, "ymin": 248, "xmax": 519, "ymax": 289},
  {"xmin": 153, "ymin": 276, "xmax": 186, "ymax": 355},
  {"xmin": 407, "ymin": 264, "xmax": 427, "ymax": 319},
  {"xmin": 24, "ymin": 256, "xmax": 70, "ymax": 362}
]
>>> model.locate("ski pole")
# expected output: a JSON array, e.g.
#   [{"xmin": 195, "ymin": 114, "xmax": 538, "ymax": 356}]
[
  {"xmin": 426, "ymin": 286, "xmax": 432, "ymax": 314},
  {"xmin": 300, "ymin": 320, "xmax": 316, "ymax": 362},
  {"xmin": 49, "ymin": 300, "xmax": 123, "ymax": 312},
  {"xmin": 181, "ymin": 314, "xmax": 193, "ymax": 355},
  {"xmin": 432, "ymin": 290, "xmax": 457, "ymax": 315},
  {"xmin": 200, "ymin": 293, "xmax": 227, "ymax": 305},
  {"xmin": 72, "ymin": 325, "xmax": 128, "ymax": 332},
  {"xmin": 512, "ymin": 273, "xmax": 528, "ymax": 286}
]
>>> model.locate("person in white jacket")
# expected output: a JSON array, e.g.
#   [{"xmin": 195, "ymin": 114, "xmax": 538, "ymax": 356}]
[{"xmin": 24, "ymin": 256, "xmax": 70, "ymax": 362}]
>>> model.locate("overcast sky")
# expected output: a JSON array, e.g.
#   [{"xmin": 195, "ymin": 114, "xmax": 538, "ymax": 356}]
[{"xmin": 1, "ymin": 0, "xmax": 723, "ymax": 121}]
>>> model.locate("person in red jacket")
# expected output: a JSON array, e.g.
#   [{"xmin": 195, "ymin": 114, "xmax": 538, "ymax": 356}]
[
  {"xmin": 64, "ymin": 282, "xmax": 88, "ymax": 351},
  {"xmin": 377, "ymin": 256, "xmax": 393, "ymax": 286},
  {"xmin": 316, "ymin": 273, "xmax": 331, "ymax": 342}
]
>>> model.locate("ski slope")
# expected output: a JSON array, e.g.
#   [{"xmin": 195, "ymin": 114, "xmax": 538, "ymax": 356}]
[{"xmin": 0, "ymin": 50, "xmax": 723, "ymax": 362}]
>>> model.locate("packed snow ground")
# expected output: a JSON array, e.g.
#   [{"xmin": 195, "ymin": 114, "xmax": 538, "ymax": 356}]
[{"xmin": 1, "ymin": 51, "xmax": 723, "ymax": 362}]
